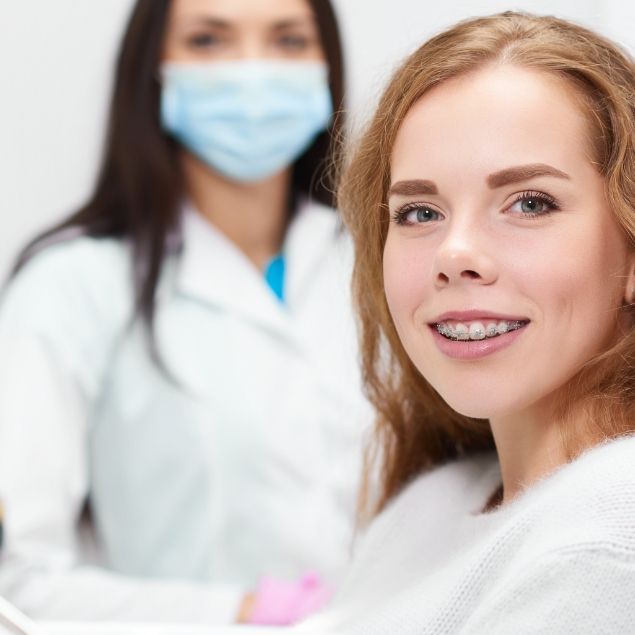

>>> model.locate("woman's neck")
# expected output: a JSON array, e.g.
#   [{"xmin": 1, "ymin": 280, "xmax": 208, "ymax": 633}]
[
  {"xmin": 489, "ymin": 396, "xmax": 599, "ymax": 505},
  {"xmin": 181, "ymin": 151, "xmax": 292, "ymax": 270}
]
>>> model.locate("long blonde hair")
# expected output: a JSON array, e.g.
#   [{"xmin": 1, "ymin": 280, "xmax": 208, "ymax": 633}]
[{"xmin": 339, "ymin": 12, "xmax": 635, "ymax": 515}]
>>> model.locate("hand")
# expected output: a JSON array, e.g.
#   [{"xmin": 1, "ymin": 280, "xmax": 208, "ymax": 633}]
[{"xmin": 242, "ymin": 571, "xmax": 333, "ymax": 626}]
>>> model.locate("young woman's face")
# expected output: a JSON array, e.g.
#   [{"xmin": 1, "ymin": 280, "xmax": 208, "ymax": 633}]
[
  {"xmin": 162, "ymin": 0, "xmax": 325, "ymax": 62},
  {"xmin": 385, "ymin": 65, "xmax": 634, "ymax": 420}
]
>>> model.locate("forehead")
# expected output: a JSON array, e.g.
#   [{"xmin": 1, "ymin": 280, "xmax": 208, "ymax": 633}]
[
  {"xmin": 168, "ymin": 0, "xmax": 314, "ymax": 22},
  {"xmin": 391, "ymin": 65, "xmax": 593, "ymax": 182}
]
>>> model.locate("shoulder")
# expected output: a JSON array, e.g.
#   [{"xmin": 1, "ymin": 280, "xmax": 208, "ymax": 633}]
[
  {"xmin": 1, "ymin": 235, "xmax": 132, "ymax": 332},
  {"xmin": 361, "ymin": 453, "xmax": 499, "ymax": 545},
  {"xmin": 397, "ymin": 452, "xmax": 499, "ymax": 513},
  {"xmin": 289, "ymin": 199, "xmax": 346, "ymax": 245},
  {"xmin": 468, "ymin": 444, "xmax": 635, "ymax": 633},
  {"xmin": 547, "ymin": 434, "xmax": 635, "ymax": 510},
  {"xmin": 522, "ymin": 435, "xmax": 635, "ymax": 556},
  {"xmin": 284, "ymin": 200, "xmax": 353, "ymax": 303},
  {"xmin": 11, "ymin": 234, "xmax": 129, "ymax": 284},
  {"xmin": 564, "ymin": 433, "xmax": 635, "ymax": 489}
]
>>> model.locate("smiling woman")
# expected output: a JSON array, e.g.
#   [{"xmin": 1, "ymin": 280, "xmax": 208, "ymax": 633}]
[
  {"xmin": 385, "ymin": 63, "xmax": 631, "ymax": 433},
  {"xmin": 295, "ymin": 11, "xmax": 635, "ymax": 634}
]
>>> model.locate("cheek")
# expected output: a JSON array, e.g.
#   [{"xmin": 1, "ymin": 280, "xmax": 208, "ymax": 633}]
[
  {"xmin": 383, "ymin": 232, "xmax": 433, "ymax": 333},
  {"xmin": 524, "ymin": 217, "xmax": 628, "ymax": 380},
  {"xmin": 556, "ymin": 224, "xmax": 624, "ymax": 315}
]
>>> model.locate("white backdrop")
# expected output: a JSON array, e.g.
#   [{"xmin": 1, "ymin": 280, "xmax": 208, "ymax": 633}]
[{"xmin": 1, "ymin": 0, "xmax": 634, "ymax": 280}]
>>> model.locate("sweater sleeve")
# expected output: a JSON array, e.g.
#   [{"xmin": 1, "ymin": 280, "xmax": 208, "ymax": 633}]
[
  {"xmin": 462, "ymin": 547, "xmax": 635, "ymax": 634},
  {"xmin": 0, "ymin": 242, "xmax": 243, "ymax": 624}
]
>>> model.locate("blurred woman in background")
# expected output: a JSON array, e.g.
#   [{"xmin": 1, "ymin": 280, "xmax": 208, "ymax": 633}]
[{"xmin": 0, "ymin": 0, "xmax": 369, "ymax": 625}]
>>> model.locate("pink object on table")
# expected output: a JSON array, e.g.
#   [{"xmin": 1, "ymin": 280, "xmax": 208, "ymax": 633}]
[{"xmin": 247, "ymin": 571, "xmax": 333, "ymax": 626}]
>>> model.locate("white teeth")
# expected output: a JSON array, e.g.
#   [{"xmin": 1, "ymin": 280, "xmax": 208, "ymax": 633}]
[
  {"xmin": 454, "ymin": 323, "xmax": 470, "ymax": 340},
  {"xmin": 468, "ymin": 322, "xmax": 486, "ymax": 340},
  {"xmin": 435, "ymin": 319, "xmax": 526, "ymax": 341},
  {"xmin": 485, "ymin": 322, "xmax": 498, "ymax": 337}
]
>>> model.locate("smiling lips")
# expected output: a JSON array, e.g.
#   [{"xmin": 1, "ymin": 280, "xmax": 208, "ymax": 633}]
[
  {"xmin": 428, "ymin": 313, "xmax": 530, "ymax": 360},
  {"xmin": 435, "ymin": 319, "xmax": 528, "ymax": 341},
  {"xmin": 429, "ymin": 311, "xmax": 530, "ymax": 343}
]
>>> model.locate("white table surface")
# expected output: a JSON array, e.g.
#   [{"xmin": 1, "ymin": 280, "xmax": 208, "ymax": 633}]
[
  {"xmin": 41, "ymin": 624, "xmax": 280, "ymax": 635},
  {"xmin": 0, "ymin": 596, "xmax": 291, "ymax": 635}
]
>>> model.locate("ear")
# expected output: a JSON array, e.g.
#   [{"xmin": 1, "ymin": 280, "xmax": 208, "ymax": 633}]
[{"xmin": 624, "ymin": 254, "xmax": 635, "ymax": 306}]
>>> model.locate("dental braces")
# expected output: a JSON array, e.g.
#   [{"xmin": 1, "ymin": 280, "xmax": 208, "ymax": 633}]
[{"xmin": 435, "ymin": 320, "xmax": 526, "ymax": 341}]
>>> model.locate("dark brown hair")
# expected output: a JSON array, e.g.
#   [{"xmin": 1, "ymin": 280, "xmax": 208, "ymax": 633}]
[
  {"xmin": 338, "ymin": 12, "xmax": 635, "ymax": 516},
  {"xmin": 13, "ymin": 0, "xmax": 345, "ymax": 351}
]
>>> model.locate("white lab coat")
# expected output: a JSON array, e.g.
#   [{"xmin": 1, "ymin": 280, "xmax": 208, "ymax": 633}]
[{"xmin": 0, "ymin": 201, "xmax": 371, "ymax": 624}]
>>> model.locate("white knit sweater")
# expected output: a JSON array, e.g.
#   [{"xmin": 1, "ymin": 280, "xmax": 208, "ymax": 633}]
[{"xmin": 298, "ymin": 435, "xmax": 635, "ymax": 634}]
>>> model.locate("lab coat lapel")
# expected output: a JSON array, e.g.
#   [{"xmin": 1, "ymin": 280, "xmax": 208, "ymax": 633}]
[
  {"xmin": 176, "ymin": 206, "xmax": 290, "ymax": 336},
  {"xmin": 284, "ymin": 200, "xmax": 342, "ymax": 306}
]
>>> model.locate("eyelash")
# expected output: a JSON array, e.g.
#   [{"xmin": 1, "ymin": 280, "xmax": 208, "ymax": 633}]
[
  {"xmin": 186, "ymin": 33, "xmax": 222, "ymax": 49},
  {"xmin": 392, "ymin": 203, "xmax": 442, "ymax": 226},
  {"xmin": 277, "ymin": 35, "xmax": 310, "ymax": 49},
  {"xmin": 185, "ymin": 33, "xmax": 312, "ymax": 51},
  {"xmin": 507, "ymin": 190, "xmax": 560, "ymax": 218},
  {"xmin": 392, "ymin": 190, "xmax": 560, "ymax": 226}
]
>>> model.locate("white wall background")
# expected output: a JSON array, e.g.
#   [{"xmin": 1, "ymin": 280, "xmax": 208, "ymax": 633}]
[{"xmin": 1, "ymin": 0, "xmax": 634, "ymax": 280}]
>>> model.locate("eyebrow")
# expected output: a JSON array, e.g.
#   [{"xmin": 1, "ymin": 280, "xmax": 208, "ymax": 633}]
[
  {"xmin": 182, "ymin": 17, "xmax": 232, "ymax": 30},
  {"xmin": 271, "ymin": 18, "xmax": 317, "ymax": 31},
  {"xmin": 181, "ymin": 15, "xmax": 315, "ymax": 30},
  {"xmin": 388, "ymin": 163, "xmax": 570, "ymax": 198},
  {"xmin": 388, "ymin": 179, "xmax": 438, "ymax": 197},
  {"xmin": 487, "ymin": 163, "xmax": 570, "ymax": 188}
]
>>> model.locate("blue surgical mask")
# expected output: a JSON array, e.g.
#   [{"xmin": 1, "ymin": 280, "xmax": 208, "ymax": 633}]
[{"xmin": 160, "ymin": 59, "xmax": 333, "ymax": 183}]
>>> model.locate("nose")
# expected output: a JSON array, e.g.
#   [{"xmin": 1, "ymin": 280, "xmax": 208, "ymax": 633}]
[
  {"xmin": 433, "ymin": 222, "xmax": 498, "ymax": 288},
  {"xmin": 237, "ymin": 42, "xmax": 266, "ymax": 59},
  {"xmin": 237, "ymin": 35, "xmax": 284, "ymax": 61}
]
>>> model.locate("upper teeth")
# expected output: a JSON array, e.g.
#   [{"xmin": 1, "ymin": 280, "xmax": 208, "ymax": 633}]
[{"xmin": 436, "ymin": 320, "xmax": 525, "ymax": 341}]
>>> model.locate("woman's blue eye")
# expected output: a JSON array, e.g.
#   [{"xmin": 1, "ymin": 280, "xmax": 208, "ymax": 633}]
[
  {"xmin": 415, "ymin": 208, "xmax": 439, "ymax": 222},
  {"xmin": 509, "ymin": 192, "xmax": 558, "ymax": 217},
  {"xmin": 394, "ymin": 206, "xmax": 442, "ymax": 225},
  {"xmin": 520, "ymin": 198, "xmax": 546, "ymax": 214}
]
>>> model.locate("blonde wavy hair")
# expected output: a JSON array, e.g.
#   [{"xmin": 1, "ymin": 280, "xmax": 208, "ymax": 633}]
[{"xmin": 339, "ymin": 12, "xmax": 635, "ymax": 515}]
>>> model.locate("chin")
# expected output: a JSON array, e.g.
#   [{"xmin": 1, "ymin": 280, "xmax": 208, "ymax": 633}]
[
  {"xmin": 433, "ymin": 386, "xmax": 521, "ymax": 421},
  {"xmin": 444, "ymin": 399, "xmax": 494, "ymax": 420}
]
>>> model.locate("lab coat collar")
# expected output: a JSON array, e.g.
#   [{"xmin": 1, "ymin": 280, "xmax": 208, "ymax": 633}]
[
  {"xmin": 283, "ymin": 199, "xmax": 344, "ymax": 304},
  {"xmin": 174, "ymin": 199, "xmax": 340, "ymax": 336}
]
